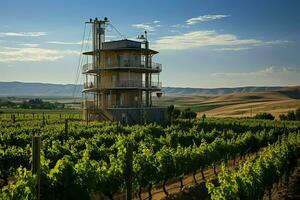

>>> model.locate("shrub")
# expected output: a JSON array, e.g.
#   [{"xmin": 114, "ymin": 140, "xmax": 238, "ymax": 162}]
[
  {"xmin": 167, "ymin": 105, "xmax": 197, "ymax": 120},
  {"xmin": 279, "ymin": 114, "xmax": 287, "ymax": 121},
  {"xmin": 295, "ymin": 108, "xmax": 300, "ymax": 120},
  {"xmin": 254, "ymin": 112, "xmax": 275, "ymax": 120},
  {"xmin": 180, "ymin": 108, "xmax": 197, "ymax": 119},
  {"xmin": 278, "ymin": 107, "xmax": 300, "ymax": 121},
  {"xmin": 167, "ymin": 105, "xmax": 181, "ymax": 120},
  {"xmin": 286, "ymin": 111, "xmax": 296, "ymax": 121}
]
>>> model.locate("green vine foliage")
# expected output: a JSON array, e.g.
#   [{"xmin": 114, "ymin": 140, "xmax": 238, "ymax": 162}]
[
  {"xmin": 0, "ymin": 116, "xmax": 299, "ymax": 199},
  {"xmin": 207, "ymin": 133, "xmax": 300, "ymax": 200},
  {"xmin": 0, "ymin": 168, "xmax": 37, "ymax": 200}
]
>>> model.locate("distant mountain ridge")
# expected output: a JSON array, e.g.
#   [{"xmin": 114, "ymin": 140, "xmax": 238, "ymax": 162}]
[{"xmin": 0, "ymin": 81, "xmax": 297, "ymax": 97}]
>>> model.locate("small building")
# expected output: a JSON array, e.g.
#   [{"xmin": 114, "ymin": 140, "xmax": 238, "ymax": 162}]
[{"xmin": 82, "ymin": 18, "xmax": 167, "ymax": 124}]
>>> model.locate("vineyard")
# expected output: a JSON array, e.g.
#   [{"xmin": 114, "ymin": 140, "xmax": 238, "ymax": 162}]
[{"xmin": 0, "ymin": 114, "xmax": 300, "ymax": 200}]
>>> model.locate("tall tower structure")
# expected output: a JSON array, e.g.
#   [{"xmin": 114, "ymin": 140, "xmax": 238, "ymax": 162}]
[{"xmin": 82, "ymin": 17, "xmax": 166, "ymax": 124}]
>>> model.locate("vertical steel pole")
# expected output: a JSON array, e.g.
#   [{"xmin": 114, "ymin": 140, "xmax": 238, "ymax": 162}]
[
  {"xmin": 126, "ymin": 142, "xmax": 133, "ymax": 200},
  {"xmin": 32, "ymin": 136, "xmax": 41, "ymax": 200}
]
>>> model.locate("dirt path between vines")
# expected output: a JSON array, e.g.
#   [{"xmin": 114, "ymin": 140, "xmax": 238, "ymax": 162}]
[
  {"xmin": 131, "ymin": 159, "xmax": 242, "ymax": 200},
  {"xmin": 161, "ymin": 161, "xmax": 300, "ymax": 200},
  {"xmin": 110, "ymin": 148, "xmax": 261, "ymax": 200}
]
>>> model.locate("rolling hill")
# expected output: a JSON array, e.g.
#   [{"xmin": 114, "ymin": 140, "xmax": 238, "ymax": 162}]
[
  {"xmin": 1, "ymin": 82, "xmax": 299, "ymax": 119},
  {"xmin": 0, "ymin": 81, "xmax": 295, "ymax": 97},
  {"xmin": 198, "ymin": 87, "xmax": 300, "ymax": 118},
  {"xmin": 158, "ymin": 87, "xmax": 300, "ymax": 119}
]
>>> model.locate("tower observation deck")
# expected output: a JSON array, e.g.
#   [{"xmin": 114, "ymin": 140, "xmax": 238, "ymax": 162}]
[{"xmin": 82, "ymin": 17, "xmax": 167, "ymax": 124}]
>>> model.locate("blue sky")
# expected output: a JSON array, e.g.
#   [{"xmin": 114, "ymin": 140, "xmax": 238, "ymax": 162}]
[{"xmin": 0, "ymin": 0, "xmax": 299, "ymax": 88}]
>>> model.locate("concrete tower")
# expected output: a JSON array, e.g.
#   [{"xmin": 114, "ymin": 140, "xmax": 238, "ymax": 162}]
[{"xmin": 82, "ymin": 18, "xmax": 166, "ymax": 124}]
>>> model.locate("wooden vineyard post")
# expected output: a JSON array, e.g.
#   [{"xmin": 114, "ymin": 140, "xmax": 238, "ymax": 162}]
[
  {"xmin": 126, "ymin": 142, "xmax": 133, "ymax": 200},
  {"xmin": 283, "ymin": 123, "xmax": 287, "ymax": 137},
  {"xmin": 12, "ymin": 114, "xmax": 15, "ymax": 123},
  {"xmin": 32, "ymin": 136, "xmax": 41, "ymax": 200},
  {"xmin": 42, "ymin": 112, "xmax": 45, "ymax": 126},
  {"xmin": 65, "ymin": 119, "xmax": 68, "ymax": 135}
]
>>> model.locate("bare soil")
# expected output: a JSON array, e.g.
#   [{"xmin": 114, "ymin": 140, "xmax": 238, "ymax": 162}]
[{"xmin": 131, "ymin": 159, "xmax": 240, "ymax": 200}]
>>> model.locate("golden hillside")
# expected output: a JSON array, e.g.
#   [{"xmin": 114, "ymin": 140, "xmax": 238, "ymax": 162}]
[{"xmin": 202, "ymin": 86, "xmax": 300, "ymax": 118}]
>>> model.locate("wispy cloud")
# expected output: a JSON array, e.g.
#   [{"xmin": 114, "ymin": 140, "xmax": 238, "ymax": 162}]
[
  {"xmin": 132, "ymin": 23, "xmax": 156, "ymax": 32},
  {"xmin": 212, "ymin": 66, "xmax": 275, "ymax": 77},
  {"xmin": 171, "ymin": 24, "xmax": 190, "ymax": 29},
  {"xmin": 186, "ymin": 15, "xmax": 229, "ymax": 25},
  {"xmin": 0, "ymin": 32, "xmax": 47, "ymax": 37},
  {"xmin": 281, "ymin": 66, "xmax": 300, "ymax": 73},
  {"xmin": 209, "ymin": 66, "xmax": 300, "ymax": 86},
  {"xmin": 132, "ymin": 20, "xmax": 161, "ymax": 32},
  {"xmin": 48, "ymin": 41, "xmax": 82, "ymax": 45},
  {"xmin": 211, "ymin": 66, "xmax": 300, "ymax": 77},
  {"xmin": 106, "ymin": 35, "xmax": 118, "ymax": 39},
  {"xmin": 170, "ymin": 30, "xmax": 181, "ymax": 33},
  {"xmin": 153, "ymin": 30, "xmax": 259, "ymax": 50},
  {"xmin": 264, "ymin": 40, "xmax": 289, "ymax": 45},
  {"xmin": 153, "ymin": 30, "xmax": 288, "ymax": 50},
  {"xmin": 215, "ymin": 47, "xmax": 251, "ymax": 51},
  {"xmin": 20, "ymin": 43, "xmax": 40, "ymax": 47},
  {"xmin": 0, "ymin": 46, "xmax": 78, "ymax": 62},
  {"xmin": 47, "ymin": 39, "xmax": 104, "ymax": 45},
  {"xmin": 214, "ymin": 40, "xmax": 289, "ymax": 51},
  {"xmin": 170, "ymin": 14, "xmax": 229, "ymax": 30},
  {"xmin": 48, "ymin": 36, "xmax": 121, "ymax": 46}
]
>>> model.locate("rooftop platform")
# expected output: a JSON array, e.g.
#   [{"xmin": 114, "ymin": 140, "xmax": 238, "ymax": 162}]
[{"xmin": 83, "ymin": 39, "xmax": 158, "ymax": 55}]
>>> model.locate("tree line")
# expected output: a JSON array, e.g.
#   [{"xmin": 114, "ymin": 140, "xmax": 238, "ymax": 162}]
[{"xmin": 0, "ymin": 98, "xmax": 64, "ymax": 110}]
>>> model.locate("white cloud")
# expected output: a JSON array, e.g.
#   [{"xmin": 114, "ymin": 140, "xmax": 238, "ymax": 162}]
[
  {"xmin": 153, "ymin": 30, "xmax": 261, "ymax": 50},
  {"xmin": 20, "ymin": 43, "xmax": 40, "ymax": 47},
  {"xmin": 209, "ymin": 66, "xmax": 300, "ymax": 87},
  {"xmin": 48, "ymin": 36, "xmax": 119, "ymax": 46},
  {"xmin": 0, "ymin": 47, "xmax": 78, "ymax": 62},
  {"xmin": 171, "ymin": 24, "xmax": 190, "ymax": 29},
  {"xmin": 47, "ymin": 39, "xmax": 99, "ymax": 45},
  {"xmin": 153, "ymin": 30, "xmax": 288, "ymax": 50},
  {"xmin": 106, "ymin": 35, "xmax": 118, "ymax": 39},
  {"xmin": 186, "ymin": 15, "xmax": 230, "ymax": 25},
  {"xmin": 281, "ymin": 66, "xmax": 300, "ymax": 73},
  {"xmin": 132, "ymin": 23, "xmax": 156, "ymax": 32},
  {"xmin": 48, "ymin": 41, "xmax": 82, "ymax": 45},
  {"xmin": 153, "ymin": 20, "xmax": 160, "ymax": 24},
  {"xmin": 211, "ymin": 68, "xmax": 270, "ymax": 77},
  {"xmin": 215, "ymin": 47, "xmax": 251, "ymax": 51},
  {"xmin": 211, "ymin": 66, "xmax": 300, "ymax": 77},
  {"xmin": 170, "ymin": 30, "xmax": 181, "ymax": 33},
  {"xmin": 0, "ymin": 32, "xmax": 46, "ymax": 37},
  {"xmin": 263, "ymin": 40, "xmax": 289, "ymax": 47}
]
